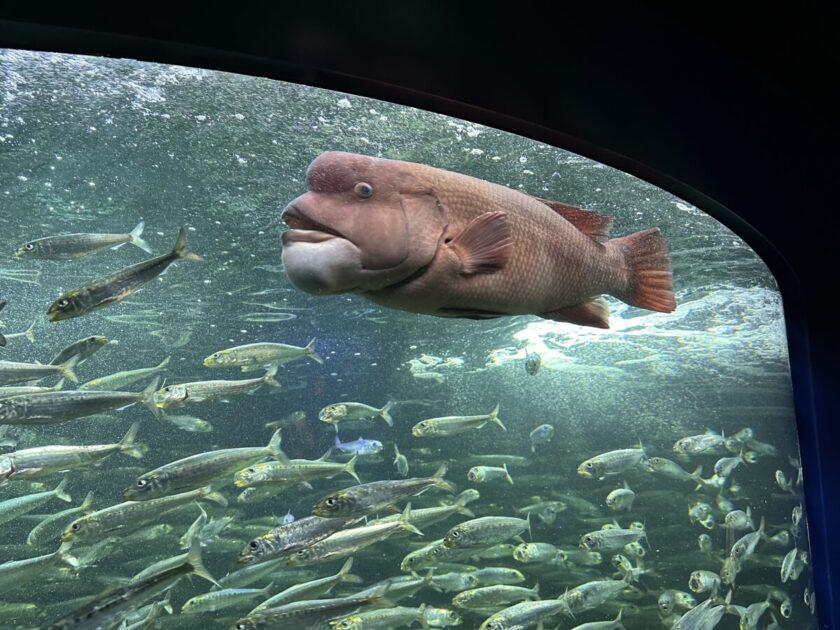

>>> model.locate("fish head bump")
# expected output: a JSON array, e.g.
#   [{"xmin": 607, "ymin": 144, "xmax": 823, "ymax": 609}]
[
  {"xmin": 47, "ymin": 292, "xmax": 81, "ymax": 322},
  {"xmin": 281, "ymin": 152, "xmax": 447, "ymax": 295}
]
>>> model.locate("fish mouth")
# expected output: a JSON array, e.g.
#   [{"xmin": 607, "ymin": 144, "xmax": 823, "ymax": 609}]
[{"xmin": 281, "ymin": 205, "xmax": 345, "ymax": 244}]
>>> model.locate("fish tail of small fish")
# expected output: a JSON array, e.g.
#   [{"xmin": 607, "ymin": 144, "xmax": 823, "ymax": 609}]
[
  {"xmin": 156, "ymin": 355, "xmax": 172, "ymax": 370},
  {"xmin": 691, "ymin": 465, "xmax": 703, "ymax": 480},
  {"xmin": 119, "ymin": 422, "xmax": 148, "ymax": 459},
  {"xmin": 503, "ymin": 463, "xmax": 514, "ymax": 485},
  {"xmin": 141, "ymin": 377, "xmax": 162, "ymax": 418},
  {"xmin": 488, "ymin": 403, "xmax": 506, "ymax": 431},
  {"xmin": 58, "ymin": 541, "xmax": 80, "ymax": 569},
  {"xmin": 267, "ymin": 428, "xmax": 289, "ymax": 463},
  {"xmin": 532, "ymin": 582, "xmax": 540, "ymax": 597},
  {"xmin": 201, "ymin": 488, "xmax": 229, "ymax": 507},
  {"xmin": 399, "ymin": 503, "xmax": 424, "ymax": 537},
  {"xmin": 127, "ymin": 219, "xmax": 154, "ymax": 254},
  {"xmin": 59, "ymin": 355, "xmax": 80, "ymax": 383},
  {"xmin": 172, "ymin": 226, "xmax": 204, "ymax": 262},
  {"xmin": 525, "ymin": 511, "xmax": 532, "ymax": 541},
  {"xmin": 418, "ymin": 603, "xmax": 430, "ymax": 629},
  {"xmin": 184, "ymin": 538, "xmax": 220, "ymax": 587},
  {"xmin": 452, "ymin": 495, "xmax": 475, "ymax": 519},
  {"xmin": 432, "ymin": 462, "xmax": 457, "ymax": 493},
  {"xmin": 379, "ymin": 399, "xmax": 394, "ymax": 427},
  {"xmin": 53, "ymin": 477, "xmax": 73, "ymax": 503},
  {"xmin": 261, "ymin": 364, "xmax": 281, "ymax": 388},
  {"xmin": 607, "ymin": 227, "xmax": 676, "ymax": 313},
  {"xmin": 344, "ymin": 454, "xmax": 361, "ymax": 483},
  {"xmin": 337, "ymin": 557, "xmax": 359, "ymax": 583},
  {"xmin": 21, "ymin": 319, "xmax": 36, "ymax": 343},
  {"xmin": 0, "ymin": 332, "xmax": 5, "ymax": 347},
  {"xmin": 79, "ymin": 491, "xmax": 95, "ymax": 513},
  {"xmin": 305, "ymin": 337, "xmax": 324, "ymax": 364}
]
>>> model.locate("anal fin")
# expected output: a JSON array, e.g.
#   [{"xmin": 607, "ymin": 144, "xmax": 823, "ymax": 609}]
[{"xmin": 542, "ymin": 297, "xmax": 610, "ymax": 328}]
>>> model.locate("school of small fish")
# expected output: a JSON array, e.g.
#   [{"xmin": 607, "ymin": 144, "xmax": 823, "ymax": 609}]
[{"xmin": 0, "ymin": 201, "xmax": 815, "ymax": 628}]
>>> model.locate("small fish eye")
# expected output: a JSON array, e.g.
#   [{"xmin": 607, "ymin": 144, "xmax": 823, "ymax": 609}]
[
  {"xmin": 72, "ymin": 523, "xmax": 80, "ymax": 531},
  {"xmin": 249, "ymin": 541, "xmax": 259, "ymax": 549},
  {"xmin": 451, "ymin": 531, "xmax": 460, "ymax": 538},
  {"xmin": 586, "ymin": 462, "xmax": 594, "ymax": 469},
  {"xmin": 326, "ymin": 497, "xmax": 337, "ymax": 506},
  {"xmin": 247, "ymin": 468, "xmax": 255, "ymax": 474},
  {"xmin": 24, "ymin": 243, "xmax": 34, "ymax": 250},
  {"xmin": 354, "ymin": 182, "xmax": 373, "ymax": 198},
  {"xmin": 57, "ymin": 299, "xmax": 70, "ymax": 308},
  {"xmin": 137, "ymin": 479, "xmax": 147, "ymax": 487}
]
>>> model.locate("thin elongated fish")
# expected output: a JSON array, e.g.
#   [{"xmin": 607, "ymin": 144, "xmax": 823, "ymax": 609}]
[
  {"xmin": 27, "ymin": 492, "xmax": 94, "ymax": 547},
  {"xmin": 331, "ymin": 605, "xmax": 429, "ymax": 630},
  {"xmin": 0, "ymin": 542, "xmax": 78, "ymax": 590},
  {"xmin": 368, "ymin": 490, "xmax": 476, "ymax": 532},
  {"xmin": 233, "ymin": 587, "xmax": 387, "ymax": 630},
  {"xmin": 0, "ymin": 381, "xmax": 64, "ymax": 398},
  {"xmin": 203, "ymin": 338, "xmax": 323, "ymax": 370},
  {"xmin": 249, "ymin": 557, "xmax": 359, "ymax": 613},
  {"xmin": 44, "ymin": 540, "xmax": 216, "ymax": 630},
  {"xmin": 2, "ymin": 319, "xmax": 36, "ymax": 344},
  {"xmin": 477, "ymin": 598, "xmax": 569, "ymax": 630},
  {"xmin": 63, "ymin": 485, "xmax": 226, "ymax": 544},
  {"xmin": 234, "ymin": 449, "xmax": 359, "ymax": 488},
  {"xmin": 49, "ymin": 335, "xmax": 109, "ymax": 366},
  {"xmin": 577, "ymin": 446, "xmax": 646, "ymax": 480},
  {"xmin": 312, "ymin": 463, "xmax": 456, "ymax": 517},
  {"xmin": 0, "ymin": 423, "xmax": 145, "ymax": 484},
  {"xmin": 0, "ymin": 299, "xmax": 5, "ymax": 346},
  {"xmin": 151, "ymin": 366, "xmax": 279, "ymax": 409},
  {"xmin": 181, "ymin": 582, "xmax": 273, "ymax": 614},
  {"xmin": 412, "ymin": 403, "xmax": 505, "ymax": 437},
  {"xmin": 443, "ymin": 515, "xmax": 531, "ymax": 549},
  {"xmin": 16, "ymin": 220, "xmax": 152, "ymax": 260},
  {"xmin": 0, "ymin": 477, "xmax": 72, "ymax": 526},
  {"xmin": 79, "ymin": 356, "xmax": 169, "ymax": 391},
  {"xmin": 240, "ymin": 516, "xmax": 354, "ymax": 565},
  {"xmin": 46, "ymin": 226, "xmax": 202, "ymax": 322},
  {"xmin": 0, "ymin": 379, "xmax": 159, "ymax": 425},
  {"xmin": 287, "ymin": 505, "xmax": 423, "ymax": 566},
  {"xmin": 124, "ymin": 429, "xmax": 284, "ymax": 500},
  {"xmin": 0, "ymin": 356, "xmax": 78, "ymax": 386},
  {"xmin": 319, "ymin": 400, "xmax": 394, "ymax": 430},
  {"xmin": 579, "ymin": 526, "xmax": 646, "ymax": 552}
]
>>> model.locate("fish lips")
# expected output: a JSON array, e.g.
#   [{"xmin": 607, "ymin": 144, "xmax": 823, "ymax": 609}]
[{"xmin": 280, "ymin": 207, "xmax": 365, "ymax": 295}]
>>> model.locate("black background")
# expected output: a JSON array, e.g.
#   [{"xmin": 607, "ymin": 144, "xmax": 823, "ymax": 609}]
[{"xmin": 1, "ymin": 3, "xmax": 837, "ymax": 625}]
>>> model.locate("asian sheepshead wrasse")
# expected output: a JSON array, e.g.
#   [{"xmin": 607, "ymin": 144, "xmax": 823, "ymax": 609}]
[{"xmin": 280, "ymin": 152, "xmax": 676, "ymax": 328}]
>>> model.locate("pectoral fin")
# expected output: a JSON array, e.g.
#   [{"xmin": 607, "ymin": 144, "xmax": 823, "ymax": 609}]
[{"xmin": 448, "ymin": 211, "xmax": 512, "ymax": 274}]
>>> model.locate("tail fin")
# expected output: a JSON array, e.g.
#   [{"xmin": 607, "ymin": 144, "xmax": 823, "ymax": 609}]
[
  {"xmin": 503, "ymin": 463, "xmax": 514, "ymax": 485},
  {"xmin": 171, "ymin": 226, "xmax": 204, "ymax": 263},
  {"xmin": 58, "ymin": 541, "xmax": 80, "ymax": 570},
  {"xmin": 185, "ymin": 539, "xmax": 220, "ymax": 587},
  {"xmin": 79, "ymin": 491, "xmax": 95, "ymax": 513},
  {"xmin": 488, "ymin": 403, "xmax": 506, "ymax": 431},
  {"xmin": 141, "ymin": 377, "xmax": 162, "ymax": 418},
  {"xmin": 156, "ymin": 355, "xmax": 172, "ymax": 371},
  {"xmin": 21, "ymin": 320, "xmax": 36, "ymax": 344},
  {"xmin": 128, "ymin": 220, "xmax": 153, "ymax": 254},
  {"xmin": 344, "ymin": 455, "xmax": 361, "ymax": 483},
  {"xmin": 119, "ymin": 422, "xmax": 148, "ymax": 459},
  {"xmin": 379, "ymin": 400, "xmax": 394, "ymax": 427},
  {"xmin": 431, "ymin": 463, "xmax": 457, "ymax": 494},
  {"xmin": 337, "ymin": 557, "xmax": 363, "ymax": 584},
  {"xmin": 59, "ymin": 355, "xmax": 79, "ymax": 383},
  {"xmin": 266, "ymin": 428, "xmax": 288, "ymax": 462},
  {"xmin": 262, "ymin": 364, "xmax": 281, "ymax": 388},
  {"xmin": 398, "ymin": 503, "xmax": 424, "ymax": 537},
  {"xmin": 305, "ymin": 338, "xmax": 324, "ymax": 364},
  {"xmin": 609, "ymin": 227, "xmax": 675, "ymax": 313},
  {"xmin": 454, "ymin": 492, "xmax": 475, "ymax": 518},
  {"xmin": 691, "ymin": 465, "xmax": 703, "ymax": 481},
  {"xmin": 54, "ymin": 478, "xmax": 72, "ymax": 503}
]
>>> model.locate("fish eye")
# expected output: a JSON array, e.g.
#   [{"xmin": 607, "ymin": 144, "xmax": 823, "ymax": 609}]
[
  {"xmin": 71, "ymin": 523, "xmax": 81, "ymax": 531},
  {"xmin": 247, "ymin": 468, "xmax": 256, "ymax": 474},
  {"xmin": 326, "ymin": 497, "xmax": 337, "ymax": 506},
  {"xmin": 354, "ymin": 182, "xmax": 373, "ymax": 198},
  {"xmin": 249, "ymin": 541, "xmax": 259, "ymax": 550},
  {"xmin": 585, "ymin": 462, "xmax": 594, "ymax": 469},
  {"xmin": 136, "ymin": 479, "xmax": 147, "ymax": 487},
  {"xmin": 24, "ymin": 243, "xmax": 34, "ymax": 250},
  {"xmin": 451, "ymin": 530, "xmax": 460, "ymax": 538},
  {"xmin": 57, "ymin": 299, "xmax": 70, "ymax": 308}
]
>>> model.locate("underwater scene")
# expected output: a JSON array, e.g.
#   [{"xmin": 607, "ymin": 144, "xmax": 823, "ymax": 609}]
[{"xmin": 0, "ymin": 50, "xmax": 816, "ymax": 629}]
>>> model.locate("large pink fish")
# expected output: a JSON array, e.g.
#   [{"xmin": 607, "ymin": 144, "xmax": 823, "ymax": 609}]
[{"xmin": 280, "ymin": 152, "xmax": 675, "ymax": 328}]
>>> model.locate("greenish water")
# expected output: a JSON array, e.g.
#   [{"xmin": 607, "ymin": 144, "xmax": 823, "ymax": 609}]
[{"xmin": 0, "ymin": 50, "xmax": 815, "ymax": 629}]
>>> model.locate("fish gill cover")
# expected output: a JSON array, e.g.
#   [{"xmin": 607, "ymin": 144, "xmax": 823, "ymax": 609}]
[{"xmin": 0, "ymin": 50, "xmax": 815, "ymax": 628}]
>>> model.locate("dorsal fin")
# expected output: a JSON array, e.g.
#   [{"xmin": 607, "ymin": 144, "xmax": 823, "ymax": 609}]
[{"xmin": 534, "ymin": 197, "xmax": 614, "ymax": 242}]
